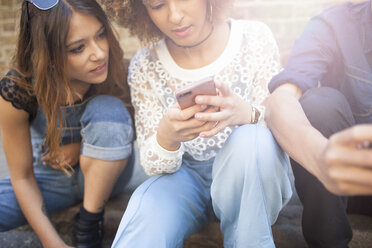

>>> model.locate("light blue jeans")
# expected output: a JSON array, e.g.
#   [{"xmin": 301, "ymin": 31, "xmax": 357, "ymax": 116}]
[
  {"xmin": 0, "ymin": 95, "xmax": 148, "ymax": 231},
  {"xmin": 112, "ymin": 124, "xmax": 293, "ymax": 248}
]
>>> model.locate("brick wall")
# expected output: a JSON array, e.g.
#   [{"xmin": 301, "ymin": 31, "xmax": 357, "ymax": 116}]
[
  {"xmin": 0, "ymin": 0, "xmax": 356, "ymax": 76},
  {"xmin": 0, "ymin": 0, "xmax": 19, "ymax": 76}
]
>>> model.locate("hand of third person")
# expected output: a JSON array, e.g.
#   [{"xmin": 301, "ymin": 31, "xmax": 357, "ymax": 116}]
[{"xmin": 318, "ymin": 124, "xmax": 372, "ymax": 195}]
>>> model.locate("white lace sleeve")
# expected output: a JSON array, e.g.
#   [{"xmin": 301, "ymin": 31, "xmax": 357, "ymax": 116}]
[
  {"xmin": 250, "ymin": 23, "xmax": 281, "ymax": 125},
  {"xmin": 129, "ymin": 51, "xmax": 184, "ymax": 176}
]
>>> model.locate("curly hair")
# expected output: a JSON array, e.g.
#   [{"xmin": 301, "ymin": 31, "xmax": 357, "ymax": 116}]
[{"xmin": 101, "ymin": 0, "xmax": 234, "ymax": 44}]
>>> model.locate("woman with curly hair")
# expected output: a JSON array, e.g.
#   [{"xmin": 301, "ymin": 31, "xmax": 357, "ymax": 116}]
[
  {"xmin": 105, "ymin": 0, "xmax": 293, "ymax": 247},
  {"xmin": 0, "ymin": 0, "xmax": 147, "ymax": 247}
]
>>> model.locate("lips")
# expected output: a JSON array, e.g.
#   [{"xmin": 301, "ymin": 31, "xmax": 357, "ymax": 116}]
[
  {"xmin": 172, "ymin": 25, "xmax": 192, "ymax": 37},
  {"xmin": 90, "ymin": 63, "xmax": 107, "ymax": 73}
]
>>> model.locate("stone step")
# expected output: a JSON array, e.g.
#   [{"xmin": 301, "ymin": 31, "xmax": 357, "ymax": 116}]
[
  {"xmin": 1, "ymin": 134, "xmax": 371, "ymax": 247},
  {"xmin": 1, "ymin": 190, "xmax": 372, "ymax": 247}
]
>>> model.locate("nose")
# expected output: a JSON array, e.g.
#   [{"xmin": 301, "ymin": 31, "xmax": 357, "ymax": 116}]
[
  {"xmin": 89, "ymin": 41, "xmax": 106, "ymax": 61},
  {"xmin": 168, "ymin": 2, "xmax": 183, "ymax": 25}
]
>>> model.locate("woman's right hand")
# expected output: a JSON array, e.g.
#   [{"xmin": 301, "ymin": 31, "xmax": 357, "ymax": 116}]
[
  {"xmin": 41, "ymin": 142, "xmax": 81, "ymax": 170},
  {"xmin": 157, "ymin": 103, "xmax": 218, "ymax": 151}
]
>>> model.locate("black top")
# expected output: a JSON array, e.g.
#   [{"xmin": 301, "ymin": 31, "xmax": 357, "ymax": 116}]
[{"xmin": 0, "ymin": 70, "xmax": 37, "ymax": 121}]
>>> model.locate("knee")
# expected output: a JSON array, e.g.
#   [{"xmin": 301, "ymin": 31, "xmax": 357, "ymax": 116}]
[
  {"xmin": 81, "ymin": 95, "xmax": 133, "ymax": 141},
  {"xmin": 300, "ymin": 87, "xmax": 355, "ymax": 137},
  {"xmin": 222, "ymin": 125, "xmax": 280, "ymax": 160},
  {"xmin": 221, "ymin": 124, "xmax": 259, "ymax": 153},
  {"xmin": 215, "ymin": 125, "xmax": 285, "ymax": 174},
  {"xmin": 80, "ymin": 95, "xmax": 134, "ymax": 159},
  {"xmin": 82, "ymin": 95, "xmax": 132, "ymax": 126}
]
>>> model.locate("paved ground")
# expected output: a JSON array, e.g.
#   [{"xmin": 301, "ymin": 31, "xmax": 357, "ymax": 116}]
[{"xmin": 0, "ymin": 134, "xmax": 371, "ymax": 247}]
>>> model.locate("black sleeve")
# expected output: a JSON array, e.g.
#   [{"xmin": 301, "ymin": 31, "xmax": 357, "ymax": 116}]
[{"xmin": 0, "ymin": 70, "xmax": 37, "ymax": 121}]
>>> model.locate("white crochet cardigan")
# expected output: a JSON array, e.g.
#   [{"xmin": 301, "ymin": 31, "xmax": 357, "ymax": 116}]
[{"xmin": 128, "ymin": 19, "xmax": 281, "ymax": 176}]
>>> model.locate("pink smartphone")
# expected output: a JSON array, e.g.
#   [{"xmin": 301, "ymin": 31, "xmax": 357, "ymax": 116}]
[{"xmin": 175, "ymin": 77, "xmax": 217, "ymax": 110}]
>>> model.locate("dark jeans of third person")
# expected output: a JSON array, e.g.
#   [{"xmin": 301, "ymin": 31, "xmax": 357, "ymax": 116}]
[{"xmin": 292, "ymin": 87, "xmax": 372, "ymax": 248}]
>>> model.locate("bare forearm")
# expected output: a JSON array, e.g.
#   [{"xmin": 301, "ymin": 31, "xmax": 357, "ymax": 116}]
[
  {"xmin": 12, "ymin": 178, "xmax": 65, "ymax": 248},
  {"xmin": 0, "ymin": 99, "xmax": 68, "ymax": 247},
  {"xmin": 265, "ymin": 87, "xmax": 327, "ymax": 177}
]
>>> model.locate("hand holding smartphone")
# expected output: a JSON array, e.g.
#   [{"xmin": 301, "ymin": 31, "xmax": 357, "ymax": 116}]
[{"xmin": 175, "ymin": 77, "xmax": 217, "ymax": 110}]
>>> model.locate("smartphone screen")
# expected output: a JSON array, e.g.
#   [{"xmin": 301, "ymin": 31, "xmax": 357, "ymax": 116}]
[{"xmin": 175, "ymin": 78, "xmax": 216, "ymax": 110}]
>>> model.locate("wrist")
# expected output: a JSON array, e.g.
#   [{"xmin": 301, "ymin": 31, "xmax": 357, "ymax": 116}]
[
  {"xmin": 239, "ymin": 101, "xmax": 256, "ymax": 125},
  {"xmin": 40, "ymin": 228, "xmax": 65, "ymax": 248},
  {"xmin": 156, "ymin": 132, "xmax": 181, "ymax": 151},
  {"xmin": 303, "ymin": 130, "xmax": 328, "ymax": 177}
]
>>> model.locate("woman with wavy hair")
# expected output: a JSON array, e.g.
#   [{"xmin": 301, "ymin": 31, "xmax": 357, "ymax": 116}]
[
  {"xmin": 0, "ymin": 0, "xmax": 146, "ymax": 247},
  {"xmin": 104, "ymin": 0, "xmax": 293, "ymax": 247}
]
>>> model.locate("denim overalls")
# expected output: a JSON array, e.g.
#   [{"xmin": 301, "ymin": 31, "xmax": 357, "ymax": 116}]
[{"xmin": 0, "ymin": 95, "xmax": 147, "ymax": 231}]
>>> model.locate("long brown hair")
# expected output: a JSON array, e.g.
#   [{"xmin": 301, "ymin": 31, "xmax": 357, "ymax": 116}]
[{"xmin": 11, "ymin": 0, "xmax": 131, "ymax": 172}]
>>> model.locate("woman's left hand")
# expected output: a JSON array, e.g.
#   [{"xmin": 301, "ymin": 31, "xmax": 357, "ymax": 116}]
[{"xmin": 194, "ymin": 81, "xmax": 252, "ymax": 138}]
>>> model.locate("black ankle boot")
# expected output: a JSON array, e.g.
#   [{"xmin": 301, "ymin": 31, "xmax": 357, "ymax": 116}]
[{"xmin": 72, "ymin": 211, "xmax": 104, "ymax": 248}]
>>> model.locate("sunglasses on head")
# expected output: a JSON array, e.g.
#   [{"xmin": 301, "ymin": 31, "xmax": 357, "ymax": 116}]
[{"xmin": 25, "ymin": 0, "xmax": 59, "ymax": 10}]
